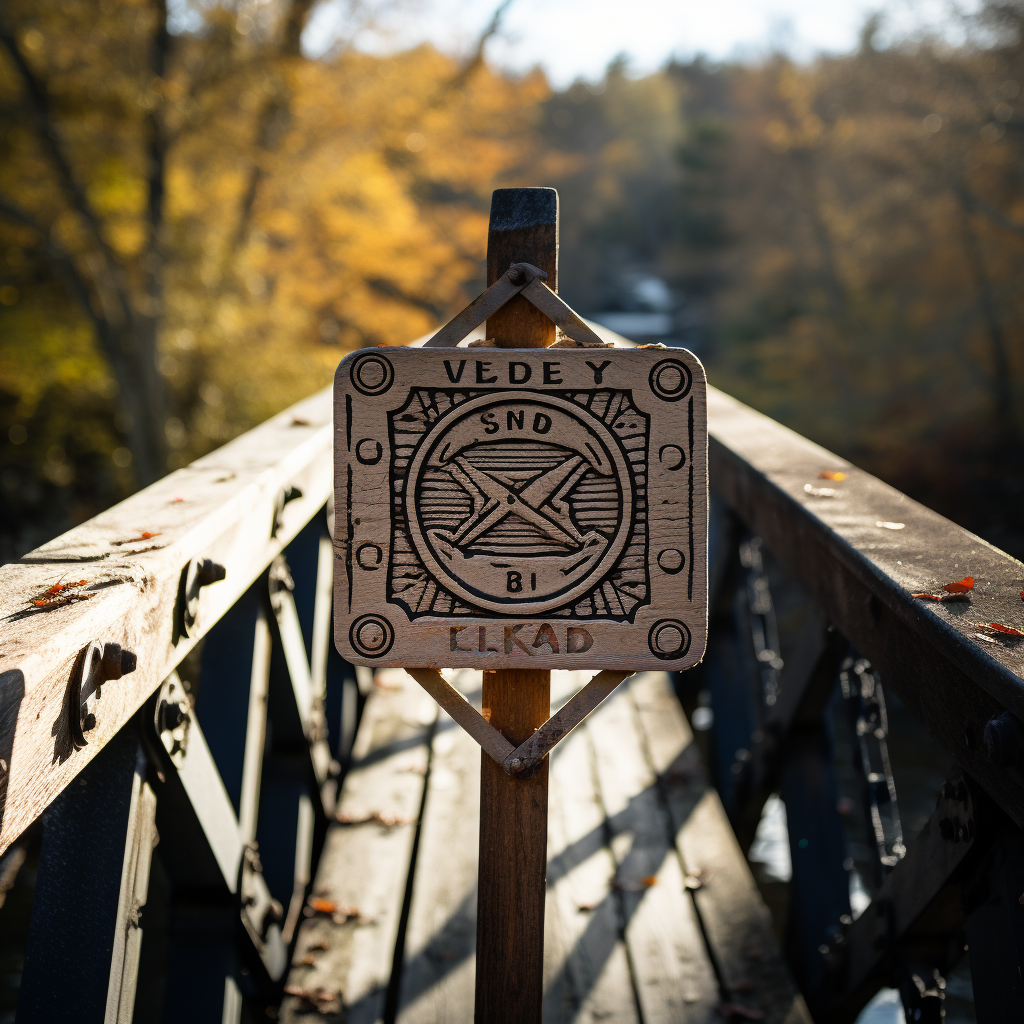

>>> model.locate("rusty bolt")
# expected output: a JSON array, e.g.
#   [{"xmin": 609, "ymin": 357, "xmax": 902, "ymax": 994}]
[
  {"xmin": 507, "ymin": 266, "xmax": 524, "ymax": 285},
  {"xmin": 181, "ymin": 557, "xmax": 227, "ymax": 636},
  {"xmin": 983, "ymin": 711, "xmax": 1024, "ymax": 767},
  {"xmin": 508, "ymin": 757, "xmax": 522, "ymax": 772},
  {"xmin": 71, "ymin": 640, "xmax": 137, "ymax": 750},
  {"xmin": 195, "ymin": 559, "xmax": 227, "ymax": 587},
  {"xmin": 101, "ymin": 642, "xmax": 137, "ymax": 680}
]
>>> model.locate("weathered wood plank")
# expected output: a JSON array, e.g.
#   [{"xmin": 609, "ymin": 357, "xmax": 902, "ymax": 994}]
[
  {"xmin": 629, "ymin": 671, "xmax": 812, "ymax": 1024},
  {"xmin": 707, "ymin": 386, "xmax": 1024, "ymax": 825},
  {"xmin": 396, "ymin": 671, "xmax": 482, "ymax": 1024},
  {"xmin": 586, "ymin": 674, "xmax": 720, "ymax": 1023},
  {"xmin": 543, "ymin": 671, "xmax": 641, "ymax": 1024},
  {"xmin": 0, "ymin": 387, "xmax": 333, "ymax": 855},
  {"xmin": 280, "ymin": 668, "xmax": 436, "ymax": 1023}
]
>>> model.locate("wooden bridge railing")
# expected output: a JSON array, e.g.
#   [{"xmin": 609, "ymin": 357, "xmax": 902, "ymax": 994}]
[{"xmin": 0, "ymin": 365, "xmax": 1022, "ymax": 1021}]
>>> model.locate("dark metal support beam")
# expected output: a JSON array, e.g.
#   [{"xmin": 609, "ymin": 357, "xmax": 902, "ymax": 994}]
[{"xmin": 18, "ymin": 726, "xmax": 155, "ymax": 1024}]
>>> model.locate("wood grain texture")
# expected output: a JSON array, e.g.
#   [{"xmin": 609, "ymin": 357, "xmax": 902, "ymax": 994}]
[
  {"xmin": 397, "ymin": 671, "xmax": 482, "ymax": 1024},
  {"xmin": 586, "ymin": 674, "xmax": 719, "ymax": 1023},
  {"xmin": 0, "ymin": 387, "xmax": 332, "ymax": 856},
  {"xmin": 485, "ymin": 187, "xmax": 557, "ymax": 350},
  {"xmin": 629, "ymin": 671, "xmax": 812, "ymax": 1024},
  {"xmin": 706, "ymin": 385, "xmax": 1024, "ymax": 826},
  {"xmin": 332, "ymin": 347, "xmax": 709, "ymax": 673},
  {"xmin": 476, "ymin": 667, "xmax": 550, "ymax": 1024},
  {"xmin": 475, "ymin": 187, "xmax": 554, "ymax": 1024},
  {"xmin": 543, "ymin": 672, "xmax": 640, "ymax": 1024},
  {"xmin": 280, "ymin": 668, "xmax": 436, "ymax": 1024}
]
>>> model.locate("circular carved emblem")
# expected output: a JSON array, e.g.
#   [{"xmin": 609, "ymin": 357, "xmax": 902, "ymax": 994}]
[
  {"xmin": 349, "ymin": 614, "xmax": 395, "ymax": 658},
  {"xmin": 648, "ymin": 618, "xmax": 692, "ymax": 660},
  {"xmin": 350, "ymin": 353, "xmax": 394, "ymax": 396},
  {"xmin": 405, "ymin": 392, "xmax": 634, "ymax": 614},
  {"xmin": 649, "ymin": 358, "xmax": 692, "ymax": 402}
]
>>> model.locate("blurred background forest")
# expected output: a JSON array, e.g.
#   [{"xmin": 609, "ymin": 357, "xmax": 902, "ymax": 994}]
[{"xmin": 1, "ymin": 0, "xmax": 1022, "ymax": 562}]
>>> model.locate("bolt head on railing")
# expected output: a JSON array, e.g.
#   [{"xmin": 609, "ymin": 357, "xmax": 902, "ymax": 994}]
[
  {"xmin": 983, "ymin": 711, "xmax": 1024, "ymax": 767},
  {"xmin": 180, "ymin": 557, "xmax": 227, "ymax": 637},
  {"xmin": 70, "ymin": 640, "xmax": 138, "ymax": 749}
]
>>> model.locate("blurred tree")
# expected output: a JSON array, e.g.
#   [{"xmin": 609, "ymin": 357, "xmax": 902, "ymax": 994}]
[{"xmin": 0, "ymin": 0, "xmax": 544, "ymax": 556}]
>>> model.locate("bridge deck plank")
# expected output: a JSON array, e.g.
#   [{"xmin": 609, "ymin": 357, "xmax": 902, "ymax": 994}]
[{"xmin": 283, "ymin": 669, "xmax": 803, "ymax": 1022}]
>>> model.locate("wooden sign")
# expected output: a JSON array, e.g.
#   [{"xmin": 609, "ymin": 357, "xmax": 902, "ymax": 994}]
[{"xmin": 333, "ymin": 345, "xmax": 707, "ymax": 670}]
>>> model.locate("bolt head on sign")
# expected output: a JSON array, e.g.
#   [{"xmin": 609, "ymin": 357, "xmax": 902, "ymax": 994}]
[{"xmin": 334, "ymin": 346, "xmax": 708, "ymax": 671}]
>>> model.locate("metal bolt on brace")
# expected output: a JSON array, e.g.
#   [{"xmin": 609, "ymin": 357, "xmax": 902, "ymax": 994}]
[
  {"xmin": 70, "ymin": 641, "xmax": 138, "ymax": 749},
  {"xmin": 179, "ymin": 557, "xmax": 227, "ymax": 637}
]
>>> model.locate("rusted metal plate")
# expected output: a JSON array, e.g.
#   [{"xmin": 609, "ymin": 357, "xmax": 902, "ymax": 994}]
[{"xmin": 333, "ymin": 346, "xmax": 708, "ymax": 671}]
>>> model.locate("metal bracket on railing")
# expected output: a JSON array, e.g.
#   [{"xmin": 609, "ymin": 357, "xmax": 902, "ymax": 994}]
[
  {"xmin": 179, "ymin": 557, "xmax": 227, "ymax": 638},
  {"xmin": 69, "ymin": 640, "xmax": 138, "ymax": 749}
]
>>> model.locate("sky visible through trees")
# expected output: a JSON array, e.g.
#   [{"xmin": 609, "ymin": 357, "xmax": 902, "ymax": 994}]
[{"xmin": 0, "ymin": 0, "xmax": 1022, "ymax": 562}]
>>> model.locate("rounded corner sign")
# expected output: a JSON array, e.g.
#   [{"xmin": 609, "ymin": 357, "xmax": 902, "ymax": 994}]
[{"xmin": 333, "ymin": 347, "xmax": 708, "ymax": 671}]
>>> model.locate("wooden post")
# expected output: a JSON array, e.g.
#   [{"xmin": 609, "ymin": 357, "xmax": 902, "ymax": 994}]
[{"xmin": 475, "ymin": 187, "xmax": 557, "ymax": 1024}]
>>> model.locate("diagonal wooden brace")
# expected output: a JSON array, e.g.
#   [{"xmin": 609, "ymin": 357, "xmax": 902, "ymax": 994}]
[
  {"xmin": 404, "ymin": 668, "xmax": 633, "ymax": 776},
  {"xmin": 421, "ymin": 263, "xmax": 610, "ymax": 349}
]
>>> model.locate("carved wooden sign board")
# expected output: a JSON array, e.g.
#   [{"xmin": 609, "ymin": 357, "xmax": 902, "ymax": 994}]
[{"xmin": 334, "ymin": 345, "xmax": 708, "ymax": 671}]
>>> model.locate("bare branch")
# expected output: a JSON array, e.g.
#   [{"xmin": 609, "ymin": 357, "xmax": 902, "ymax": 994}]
[
  {"xmin": 448, "ymin": 0, "xmax": 516, "ymax": 90},
  {"xmin": 0, "ymin": 25, "xmax": 133, "ymax": 325}
]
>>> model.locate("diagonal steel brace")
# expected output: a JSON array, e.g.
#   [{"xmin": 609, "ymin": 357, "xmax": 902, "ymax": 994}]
[
  {"xmin": 404, "ymin": 667, "xmax": 633, "ymax": 776},
  {"xmin": 422, "ymin": 263, "xmax": 609, "ymax": 349}
]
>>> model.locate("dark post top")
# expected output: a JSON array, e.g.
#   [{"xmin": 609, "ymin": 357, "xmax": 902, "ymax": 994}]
[{"xmin": 486, "ymin": 187, "xmax": 558, "ymax": 348}]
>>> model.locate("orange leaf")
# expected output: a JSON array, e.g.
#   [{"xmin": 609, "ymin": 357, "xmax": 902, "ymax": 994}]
[
  {"xmin": 943, "ymin": 576, "xmax": 974, "ymax": 594},
  {"xmin": 819, "ymin": 470, "xmax": 846, "ymax": 481},
  {"xmin": 307, "ymin": 897, "xmax": 337, "ymax": 914},
  {"xmin": 983, "ymin": 623, "xmax": 1024, "ymax": 637},
  {"xmin": 1020, "ymin": 591, "xmax": 1024, "ymax": 603},
  {"xmin": 912, "ymin": 593, "xmax": 941, "ymax": 601}
]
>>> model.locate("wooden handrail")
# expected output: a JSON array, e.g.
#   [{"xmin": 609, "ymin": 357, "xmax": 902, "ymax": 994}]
[
  {"xmin": 2, "ymin": 368, "xmax": 1021, "ymax": 858},
  {"xmin": 0, "ymin": 387, "xmax": 333, "ymax": 855},
  {"xmin": 707, "ymin": 385, "xmax": 1024, "ymax": 824}
]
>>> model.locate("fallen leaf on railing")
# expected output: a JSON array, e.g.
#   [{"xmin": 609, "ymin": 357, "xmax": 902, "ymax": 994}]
[
  {"xmin": 819, "ymin": 470, "xmax": 846, "ymax": 481},
  {"xmin": 912, "ymin": 577, "xmax": 974, "ymax": 603},
  {"xmin": 113, "ymin": 531, "xmax": 161, "ymax": 546},
  {"xmin": 31, "ymin": 577, "xmax": 88, "ymax": 607},
  {"xmin": 804, "ymin": 484, "xmax": 838, "ymax": 497},
  {"xmin": 307, "ymin": 897, "xmax": 337, "ymax": 915},
  {"xmin": 975, "ymin": 623, "xmax": 1024, "ymax": 640},
  {"xmin": 1020, "ymin": 590, "xmax": 1024, "ymax": 603},
  {"xmin": 944, "ymin": 576, "xmax": 974, "ymax": 594},
  {"xmin": 715, "ymin": 1001, "xmax": 764, "ymax": 1020},
  {"xmin": 29, "ymin": 593, "xmax": 93, "ymax": 611},
  {"xmin": 875, "ymin": 521, "xmax": 905, "ymax": 530}
]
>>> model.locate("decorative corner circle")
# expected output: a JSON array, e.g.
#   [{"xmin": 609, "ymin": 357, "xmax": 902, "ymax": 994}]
[
  {"xmin": 656, "ymin": 548, "xmax": 685, "ymax": 574},
  {"xmin": 648, "ymin": 618, "xmax": 692, "ymax": 660},
  {"xmin": 350, "ymin": 353, "xmax": 395, "ymax": 396},
  {"xmin": 349, "ymin": 614, "xmax": 395, "ymax": 659},
  {"xmin": 649, "ymin": 358, "xmax": 692, "ymax": 402}
]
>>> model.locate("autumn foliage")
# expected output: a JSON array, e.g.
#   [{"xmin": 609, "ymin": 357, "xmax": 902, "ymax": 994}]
[{"xmin": 1, "ymin": 0, "xmax": 1022, "ymax": 563}]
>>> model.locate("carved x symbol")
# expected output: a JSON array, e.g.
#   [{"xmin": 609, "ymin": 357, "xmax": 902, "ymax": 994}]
[{"xmin": 444, "ymin": 455, "xmax": 591, "ymax": 549}]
